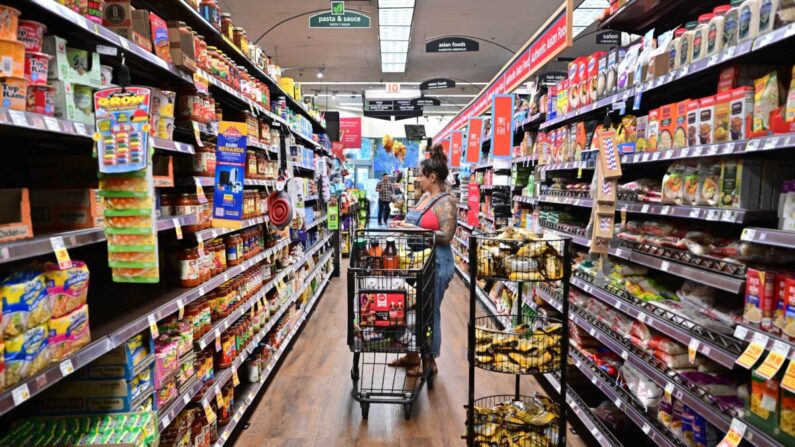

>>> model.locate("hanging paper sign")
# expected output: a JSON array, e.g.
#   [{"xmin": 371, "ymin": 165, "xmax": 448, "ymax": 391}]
[
  {"xmin": 491, "ymin": 94, "xmax": 514, "ymax": 158},
  {"xmin": 440, "ymin": 137, "xmax": 451, "ymax": 159},
  {"xmin": 756, "ymin": 340, "xmax": 790, "ymax": 380},
  {"xmin": 328, "ymin": 204, "xmax": 339, "ymax": 230},
  {"xmin": 212, "ymin": 122, "xmax": 248, "ymax": 229},
  {"xmin": 465, "ymin": 118, "xmax": 483, "ymax": 164},
  {"xmin": 450, "ymin": 131, "xmax": 463, "ymax": 167},
  {"xmin": 597, "ymin": 130, "xmax": 622, "ymax": 179},
  {"xmin": 467, "ymin": 183, "xmax": 480, "ymax": 227}
]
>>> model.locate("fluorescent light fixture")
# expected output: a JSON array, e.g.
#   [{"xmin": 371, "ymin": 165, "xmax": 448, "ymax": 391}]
[
  {"xmin": 573, "ymin": 26, "xmax": 586, "ymax": 36},
  {"xmin": 379, "ymin": 26, "xmax": 411, "ymax": 40},
  {"xmin": 380, "ymin": 40, "xmax": 409, "ymax": 52},
  {"xmin": 378, "ymin": 0, "xmax": 414, "ymax": 7},
  {"xmin": 379, "ymin": 8, "xmax": 413, "ymax": 25},
  {"xmin": 577, "ymin": 0, "xmax": 609, "ymax": 8},
  {"xmin": 338, "ymin": 102, "xmax": 363, "ymax": 106},
  {"xmin": 381, "ymin": 52, "xmax": 407, "ymax": 63},
  {"xmin": 381, "ymin": 63, "xmax": 406, "ymax": 72}
]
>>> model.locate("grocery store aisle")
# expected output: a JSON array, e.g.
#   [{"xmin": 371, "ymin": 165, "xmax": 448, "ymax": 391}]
[{"xmin": 234, "ymin": 262, "xmax": 585, "ymax": 447}]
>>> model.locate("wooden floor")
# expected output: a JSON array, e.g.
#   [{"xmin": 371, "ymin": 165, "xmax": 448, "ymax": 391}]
[{"xmin": 234, "ymin": 264, "xmax": 586, "ymax": 447}]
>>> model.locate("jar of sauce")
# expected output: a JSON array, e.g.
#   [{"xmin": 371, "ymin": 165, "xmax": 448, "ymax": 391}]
[
  {"xmin": 194, "ymin": 145, "xmax": 216, "ymax": 177},
  {"xmin": 220, "ymin": 13, "xmax": 234, "ymax": 40},
  {"xmin": 179, "ymin": 246, "xmax": 201, "ymax": 287},
  {"xmin": 247, "ymin": 151, "xmax": 258, "ymax": 179},
  {"xmin": 176, "ymin": 193, "xmax": 202, "ymax": 232},
  {"xmin": 199, "ymin": 0, "xmax": 220, "ymax": 31},
  {"xmin": 225, "ymin": 234, "xmax": 243, "ymax": 265},
  {"xmin": 160, "ymin": 193, "xmax": 175, "ymax": 217}
]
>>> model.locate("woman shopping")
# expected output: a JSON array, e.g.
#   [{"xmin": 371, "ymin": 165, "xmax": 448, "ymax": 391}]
[{"xmin": 388, "ymin": 144, "xmax": 457, "ymax": 377}]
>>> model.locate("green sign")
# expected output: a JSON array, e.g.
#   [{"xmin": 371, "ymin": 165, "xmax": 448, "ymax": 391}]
[
  {"xmin": 309, "ymin": 10, "xmax": 371, "ymax": 28},
  {"xmin": 328, "ymin": 205, "xmax": 339, "ymax": 230},
  {"xmin": 331, "ymin": 1, "xmax": 344, "ymax": 15}
]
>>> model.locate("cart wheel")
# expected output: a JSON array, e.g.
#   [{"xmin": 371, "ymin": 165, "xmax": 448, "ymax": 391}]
[
  {"xmin": 403, "ymin": 404, "xmax": 412, "ymax": 420},
  {"xmin": 361, "ymin": 403, "xmax": 369, "ymax": 419}
]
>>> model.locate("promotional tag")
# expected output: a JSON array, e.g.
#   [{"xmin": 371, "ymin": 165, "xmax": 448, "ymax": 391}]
[
  {"xmin": 148, "ymin": 314, "xmax": 159, "ymax": 338},
  {"xmin": 736, "ymin": 332, "xmax": 769, "ymax": 369},
  {"xmin": 203, "ymin": 402, "xmax": 216, "ymax": 424},
  {"xmin": 232, "ymin": 369, "xmax": 240, "ymax": 387},
  {"xmin": 192, "ymin": 121, "xmax": 204, "ymax": 147},
  {"xmin": 215, "ymin": 387, "xmax": 224, "ymax": 408},
  {"xmin": 173, "ymin": 218, "xmax": 183, "ymax": 240},
  {"xmin": 716, "ymin": 418, "xmax": 746, "ymax": 447},
  {"xmin": 688, "ymin": 338, "xmax": 700, "ymax": 364},
  {"xmin": 50, "ymin": 236, "xmax": 73, "ymax": 270},
  {"xmin": 177, "ymin": 298, "xmax": 185, "ymax": 320},
  {"xmin": 756, "ymin": 340, "xmax": 790, "ymax": 380}
]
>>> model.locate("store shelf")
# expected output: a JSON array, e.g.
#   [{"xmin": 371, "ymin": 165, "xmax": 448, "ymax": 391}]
[
  {"xmin": 158, "ymin": 379, "xmax": 204, "ymax": 431},
  {"xmin": 305, "ymin": 215, "xmax": 328, "ymax": 231},
  {"xmin": 741, "ymin": 227, "xmax": 795, "ymax": 250},
  {"xmin": 732, "ymin": 323, "xmax": 792, "ymax": 352},
  {"xmin": 292, "ymin": 163, "xmax": 316, "ymax": 174},
  {"xmin": 214, "ymin": 270, "xmax": 332, "ymax": 446},
  {"xmin": 245, "ymin": 179, "xmax": 276, "ymax": 187},
  {"xmin": 598, "ymin": 0, "xmax": 720, "ymax": 34},
  {"xmin": 513, "ymin": 195, "xmax": 538, "ymax": 206},
  {"xmin": 626, "ymin": 250, "xmax": 744, "ymax": 294},
  {"xmin": 248, "ymin": 139, "xmax": 280, "ymax": 154},
  {"xmin": 512, "ymin": 154, "xmax": 539, "ymax": 165},
  {"xmin": 540, "ymin": 373, "xmax": 624, "ymax": 447},
  {"xmin": 540, "ymin": 23, "xmax": 795, "ymax": 132},
  {"xmin": 0, "ymin": 214, "xmax": 198, "ymax": 264},
  {"xmin": 193, "ymin": 216, "xmax": 269, "ymax": 242},
  {"xmin": 457, "ymin": 220, "xmax": 474, "ymax": 231},
  {"xmin": 473, "ymin": 162, "xmax": 493, "ymax": 171},
  {"xmin": 454, "ymin": 263, "xmax": 511, "ymax": 328}
]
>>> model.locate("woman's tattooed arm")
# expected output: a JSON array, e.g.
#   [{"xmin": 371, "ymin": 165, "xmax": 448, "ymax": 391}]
[{"xmin": 431, "ymin": 195, "xmax": 457, "ymax": 245}]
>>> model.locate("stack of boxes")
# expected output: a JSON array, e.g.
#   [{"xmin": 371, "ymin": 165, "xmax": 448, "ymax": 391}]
[{"xmin": 42, "ymin": 36, "xmax": 101, "ymax": 125}]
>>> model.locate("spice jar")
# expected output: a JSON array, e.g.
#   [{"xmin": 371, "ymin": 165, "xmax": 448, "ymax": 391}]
[{"xmin": 179, "ymin": 246, "xmax": 202, "ymax": 287}]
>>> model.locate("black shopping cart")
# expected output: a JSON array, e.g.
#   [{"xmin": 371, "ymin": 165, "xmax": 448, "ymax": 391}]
[{"xmin": 347, "ymin": 229, "xmax": 436, "ymax": 419}]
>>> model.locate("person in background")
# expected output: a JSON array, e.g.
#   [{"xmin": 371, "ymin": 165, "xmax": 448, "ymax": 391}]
[
  {"xmin": 388, "ymin": 144, "xmax": 457, "ymax": 377},
  {"xmin": 375, "ymin": 173, "xmax": 393, "ymax": 226}
]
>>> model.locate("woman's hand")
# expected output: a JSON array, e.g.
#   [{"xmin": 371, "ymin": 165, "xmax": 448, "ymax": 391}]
[{"xmin": 389, "ymin": 220, "xmax": 406, "ymax": 228}]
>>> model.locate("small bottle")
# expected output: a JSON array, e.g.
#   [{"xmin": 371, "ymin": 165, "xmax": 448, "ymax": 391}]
[{"xmin": 383, "ymin": 237, "xmax": 399, "ymax": 270}]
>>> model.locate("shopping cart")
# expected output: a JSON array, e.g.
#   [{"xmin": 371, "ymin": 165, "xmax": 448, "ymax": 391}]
[{"xmin": 347, "ymin": 228, "xmax": 436, "ymax": 419}]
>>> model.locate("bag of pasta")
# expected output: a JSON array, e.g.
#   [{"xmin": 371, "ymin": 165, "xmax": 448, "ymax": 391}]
[{"xmin": 1, "ymin": 271, "xmax": 51, "ymax": 338}]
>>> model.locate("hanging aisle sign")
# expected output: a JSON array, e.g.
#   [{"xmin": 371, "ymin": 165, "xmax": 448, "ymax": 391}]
[
  {"xmin": 450, "ymin": 131, "xmax": 463, "ymax": 167},
  {"xmin": 467, "ymin": 183, "xmax": 480, "ymax": 227},
  {"xmin": 465, "ymin": 118, "xmax": 483, "ymax": 164},
  {"xmin": 491, "ymin": 95, "xmax": 514, "ymax": 158},
  {"xmin": 440, "ymin": 138, "xmax": 451, "ymax": 159},
  {"xmin": 433, "ymin": 0, "xmax": 573, "ymax": 143},
  {"xmin": 309, "ymin": 8, "xmax": 371, "ymax": 28},
  {"xmin": 425, "ymin": 37, "xmax": 480, "ymax": 53},
  {"xmin": 420, "ymin": 78, "xmax": 456, "ymax": 90}
]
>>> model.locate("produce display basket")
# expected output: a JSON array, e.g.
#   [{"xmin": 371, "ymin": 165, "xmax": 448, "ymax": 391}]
[
  {"xmin": 472, "ymin": 394, "xmax": 560, "ymax": 447},
  {"xmin": 474, "ymin": 315, "xmax": 564, "ymax": 375},
  {"xmin": 474, "ymin": 232, "xmax": 566, "ymax": 282}
]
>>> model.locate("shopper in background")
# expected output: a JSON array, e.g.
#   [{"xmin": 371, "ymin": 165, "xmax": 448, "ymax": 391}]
[
  {"xmin": 376, "ymin": 173, "xmax": 393, "ymax": 226},
  {"xmin": 388, "ymin": 144, "xmax": 457, "ymax": 377}
]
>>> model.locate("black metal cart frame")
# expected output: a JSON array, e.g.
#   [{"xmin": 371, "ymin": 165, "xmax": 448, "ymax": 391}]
[
  {"xmin": 466, "ymin": 234, "xmax": 572, "ymax": 447},
  {"xmin": 347, "ymin": 228, "xmax": 437, "ymax": 419}
]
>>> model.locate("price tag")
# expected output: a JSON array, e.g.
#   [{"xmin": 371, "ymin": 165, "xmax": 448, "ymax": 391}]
[
  {"xmin": 633, "ymin": 91, "xmax": 642, "ymax": 110},
  {"xmin": 716, "ymin": 418, "xmax": 746, "ymax": 447},
  {"xmin": 215, "ymin": 387, "xmax": 224, "ymax": 407},
  {"xmin": 183, "ymin": 394, "xmax": 191, "ymax": 405},
  {"xmin": 642, "ymin": 423, "xmax": 651, "ymax": 435},
  {"xmin": 745, "ymin": 139, "xmax": 761, "ymax": 152},
  {"xmin": 613, "ymin": 397, "xmax": 622, "ymax": 409},
  {"xmin": 177, "ymin": 298, "xmax": 185, "ymax": 320},
  {"xmin": 663, "ymin": 150, "xmax": 673, "ymax": 159},
  {"xmin": 214, "ymin": 329, "xmax": 222, "ymax": 351},
  {"xmin": 621, "ymin": 350, "xmax": 628, "ymax": 360},
  {"xmin": 232, "ymin": 369, "xmax": 240, "ymax": 386},
  {"xmin": 575, "ymin": 359, "xmax": 582, "ymax": 368},
  {"xmin": 612, "ymin": 100, "xmax": 626, "ymax": 112},
  {"xmin": 781, "ymin": 359, "xmax": 795, "ymax": 392},
  {"xmin": 172, "ymin": 218, "xmax": 183, "ymax": 240},
  {"xmin": 588, "ymin": 327, "xmax": 596, "ymax": 337},
  {"xmin": 756, "ymin": 340, "xmax": 790, "ymax": 379},
  {"xmin": 721, "ymin": 143, "xmax": 735, "ymax": 155},
  {"xmin": 706, "ymin": 209, "xmax": 720, "ymax": 221},
  {"xmin": 641, "ymin": 204, "xmax": 650, "ymax": 213},
  {"xmin": 73, "ymin": 122, "xmax": 87, "ymax": 135},
  {"xmin": 689, "ymin": 208, "xmax": 701, "ymax": 219},
  {"xmin": 194, "ymin": 177, "xmax": 208, "ymax": 203},
  {"xmin": 688, "ymin": 338, "xmax": 701, "ymax": 364},
  {"xmin": 590, "ymin": 373, "xmax": 598, "ymax": 385},
  {"xmin": 148, "ymin": 314, "xmax": 159, "ymax": 338},
  {"xmin": 162, "ymin": 414, "xmax": 170, "ymax": 428},
  {"xmin": 49, "ymin": 236, "xmax": 72, "ymax": 269},
  {"xmin": 661, "ymin": 206, "xmax": 670, "ymax": 215},
  {"xmin": 742, "ymin": 229, "xmax": 757, "ymax": 241},
  {"xmin": 11, "ymin": 384, "xmax": 30, "ymax": 406},
  {"xmin": 119, "ymin": 37, "xmax": 130, "ymax": 50},
  {"xmin": 43, "ymin": 116, "xmax": 61, "ymax": 132},
  {"xmin": 203, "ymin": 401, "xmax": 216, "ymax": 424},
  {"xmin": 721, "ymin": 210, "xmax": 736, "ymax": 222},
  {"xmin": 651, "ymin": 152, "xmax": 660, "ymax": 160},
  {"xmin": 192, "ymin": 121, "xmax": 204, "ymax": 147},
  {"xmin": 708, "ymin": 54, "xmax": 721, "ymax": 66},
  {"xmin": 96, "ymin": 44, "xmax": 118, "ymax": 56},
  {"xmin": 723, "ymin": 45, "xmax": 737, "ymax": 60},
  {"xmin": 660, "ymin": 261, "xmax": 670, "ymax": 272},
  {"xmin": 664, "ymin": 382, "xmax": 675, "ymax": 399},
  {"xmin": 734, "ymin": 325, "xmax": 749, "ymax": 340},
  {"xmin": 764, "ymin": 136, "xmax": 781, "ymax": 150},
  {"xmin": 8, "ymin": 110, "xmax": 27, "ymax": 126},
  {"xmin": 736, "ymin": 332, "xmax": 769, "ymax": 369},
  {"xmin": 613, "ymin": 300, "xmax": 623, "ymax": 312},
  {"xmin": 59, "ymin": 359, "xmax": 75, "ymax": 377}
]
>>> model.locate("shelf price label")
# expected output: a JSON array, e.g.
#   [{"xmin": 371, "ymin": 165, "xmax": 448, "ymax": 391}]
[
  {"xmin": 215, "ymin": 387, "xmax": 224, "ymax": 407},
  {"xmin": 148, "ymin": 314, "xmax": 159, "ymax": 338},
  {"xmin": 232, "ymin": 369, "xmax": 240, "ymax": 387},
  {"xmin": 59, "ymin": 359, "xmax": 75, "ymax": 377},
  {"xmin": 689, "ymin": 338, "xmax": 701, "ymax": 364},
  {"xmin": 203, "ymin": 401, "xmax": 216, "ymax": 424},
  {"xmin": 755, "ymin": 340, "xmax": 790, "ymax": 380},
  {"xmin": 49, "ymin": 236, "xmax": 72, "ymax": 270},
  {"xmin": 43, "ymin": 116, "xmax": 61, "ymax": 132},
  {"xmin": 194, "ymin": 177, "xmax": 208, "ymax": 203},
  {"xmin": 735, "ymin": 332, "xmax": 769, "ymax": 369},
  {"xmin": 717, "ymin": 418, "xmax": 747, "ymax": 447},
  {"xmin": 11, "ymin": 384, "xmax": 31, "ymax": 406},
  {"xmin": 781, "ymin": 357, "xmax": 795, "ymax": 393}
]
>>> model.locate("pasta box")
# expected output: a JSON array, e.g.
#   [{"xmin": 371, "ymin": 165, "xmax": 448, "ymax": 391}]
[
  {"xmin": 745, "ymin": 267, "xmax": 776, "ymax": 330},
  {"xmin": 713, "ymin": 90, "xmax": 733, "ymax": 143},
  {"xmin": 0, "ymin": 188, "xmax": 33, "ymax": 243},
  {"xmin": 697, "ymin": 95, "xmax": 715, "ymax": 145},
  {"xmin": 587, "ymin": 52, "xmax": 606, "ymax": 104},
  {"xmin": 149, "ymin": 12, "xmax": 171, "ymax": 63},
  {"xmin": 657, "ymin": 103, "xmax": 676, "ymax": 151},
  {"xmin": 646, "ymin": 108, "xmax": 660, "ymax": 152},
  {"xmin": 32, "ymin": 376, "xmax": 156, "ymax": 415},
  {"xmin": 577, "ymin": 56, "xmax": 588, "ymax": 107},
  {"xmin": 30, "ymin": 188, "xmax": 104, "ymax": 231},
  {"xmin": 687, "ymin": 100, "xmax": 700, "ymax": 147},
  {"xmin": 673, "ymin": 100, "xmax": 690, "ymax": 149}
]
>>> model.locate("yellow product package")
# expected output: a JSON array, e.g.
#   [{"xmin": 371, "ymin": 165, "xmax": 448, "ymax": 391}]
[
  {"xmin": 1, "ymin": 271, "xmax": 50, "ymax": 338},
  {"xmin": 5, "ymin": 324, "xmax": 50, "ymax": 386},
  {"xmin": 48, "ymin": 304, "xmax": 91, "ymax": 362},
  {"xmin": 44, "ymin": 261, "xmax": 89, "ymax": 319}
]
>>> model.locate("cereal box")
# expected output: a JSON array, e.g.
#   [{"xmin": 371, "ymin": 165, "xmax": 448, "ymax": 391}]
[
  {"xmin": 748, "ymin": 370, "xmax": 779, "ymax": 432},
  {"xmin": 697, "ymin": 96, "xmax": 715, "ymax": 145},
  {"xmin": 714, "ymin": 90, "xmax": 733, "ymax": 143},
  {"xmin": 578, "ymin": 57, "xmax": 588, "ymax": 107},
  {"xmin": 657, "ymin": 103, "xmax": 676, "ymax": 151},
  {"xmin": 673, "ymin": 100, "xmax": 689, "ymax": 149},
  {"xmin": 745, "ymin": 267, "xmax": 776, "ymax": 330}
]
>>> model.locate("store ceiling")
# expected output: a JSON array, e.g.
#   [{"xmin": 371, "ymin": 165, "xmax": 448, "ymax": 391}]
[{"xmin": 218, "ymin": 0, "xmax": 605, "ymax": 113}]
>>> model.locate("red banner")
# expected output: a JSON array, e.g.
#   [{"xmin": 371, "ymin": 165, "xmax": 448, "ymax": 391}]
[
  {"xmin": 465, "ymin": 118, "xmax": 483, "ymax": 164},
  {"xmin": 441, "ymin": 138, "xmax": 451, "ymax": 160},
  {"xmin": 467, "ymin": 183, "xmax": 480, "ymax": 227},
  {"xmin": 492, "ymin": 95, "xmax": 513, "ymax": 157},
  {"xmin": 450, "ymin": 131, "xmax": 463, "ymax": 167},
  {"xmin": 433, "ymin": 2, "xmax": 571, "ymax": 143},
  {"xmin": 339, "ymin": 117, "xmax": 362, "ymax": 149}
]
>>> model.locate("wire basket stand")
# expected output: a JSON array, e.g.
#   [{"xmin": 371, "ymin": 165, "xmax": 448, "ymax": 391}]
[
  {"xmin": 347, "ymin": 229, "xmax": 436, "ymax": 420},
  {"xmin": 466, "ymin": 231, "xmax": 572, "ymax": 447}
]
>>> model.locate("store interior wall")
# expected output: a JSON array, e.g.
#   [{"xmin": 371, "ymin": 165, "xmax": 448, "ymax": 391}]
[{"xmin": 336, "ymin": 110, "xmax": 452, "ymax": 139}]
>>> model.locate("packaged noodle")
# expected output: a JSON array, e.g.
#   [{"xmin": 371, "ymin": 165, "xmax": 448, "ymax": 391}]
[
  {"xmin": 48, "ymin": 304, "xmax": 90, "ymax": 362},
  {"xmin": 5, "ymin": 324, "xmax": 50, "ymax": 386},
  {"xmin": 44, "ymin": 261, "xmax": 89, "ymax": 319},
  {"xmin": 1, "ymin": 271, "xmax": 50, "ymax": 338},
  {"xmin": 753, "ymin": 71, "xmax": 783, "ymax": 132}
]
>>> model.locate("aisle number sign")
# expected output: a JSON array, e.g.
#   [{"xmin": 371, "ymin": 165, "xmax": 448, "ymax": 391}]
[
  {"xmin": 450, "ymin": 131, "xmax": 463, "ymax": 167},
  {"xmin": 465, "ymin": 118, "xmax": 483, "ymax": 164},
  {"xmin": 491, "ymin": 95, "xmax": 514, "ymax": 158},
  {"xmin": 433, "ymin": 0, "xmax": 572, "ymax": 143}
]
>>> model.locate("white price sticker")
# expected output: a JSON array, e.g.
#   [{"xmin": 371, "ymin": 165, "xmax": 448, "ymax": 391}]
[
  {"xmin": 73, "ymin": 122, "xmax": 87, "ymax": 135},
  {"xmin": 689, "ymin": 208, "xmax": 701, "ymax": 219},
  {"xmin": 49, "ymin": 236, "xmax": 72, "ymax": 270},
  {"xmin": 9, "ymin": 110, "xmax": 27, "ymax": 126},
  {"xmin": 642, "ymin": 423, "xmax": 651, "ymax": 434},
  {"xmin": 148, "ymin": 314, "xmax": 159, "ymax": 338},
  {"xmin": 745, "ymin": 139, "xmax": 761, "ymax": 152},
  {"xmin": 689, "ymin": 338, "xmax": 701, "ymax": 364},
  {"xmin": 661, "ymin": 206, "xmax": 670, "ymax": 215},
  {"xmin": 161, "ymin": 414, "xmax": 170, "ymax": 428},
  {"xmin": 177, "ymin": 298, "xmax": 185, "ymax": 320},
  {"xmin": 764, "ymin": 137, "xmax": 781, "ymax": 150},
  {"xmin": 590, "ymin": 373, "xmax": 598, "ymax": 384},
  {"xmin": 173, "ymin": 218, "xmax": 183, "ymax": 240},
  {"xmin": 621, "ymin": 350, "xmax": 628, "ymax": 360},
  {"xmin": 588, "ymin": 327, "xmax": 596, "ymax": 337},
  {"xmin": 641, "ymin": 204, "xmax": 650, "ymax": 213},
  {"xmin": 660, "ymin": 261, "xmax": 670, "ymax": 272},
  {"xmin": 43, "ymin": 116, "xmax": 60, "ymax": 132},
  {"xmin": 59, "ymin": 359, "xmax": 74, "ymax": 377},
  {"xmin": 11, "ymin": 384, "xmax": 30, "ymax": 406},
  {"xmin": 665, "ymin": 382, "xmax": 675, "ymax": 396},
  {"xmin": 183, "ymin": 394, "xmax": 191, "ymax": 405},
  {"xmin": 742, "ymin": 229, "xmax": 757, "ymax": 241}
]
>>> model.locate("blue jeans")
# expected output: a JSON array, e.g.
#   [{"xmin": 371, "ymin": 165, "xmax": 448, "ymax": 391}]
[{"xmin": 432, "ymin": 244, "xmax": 454, "ymax": 358}]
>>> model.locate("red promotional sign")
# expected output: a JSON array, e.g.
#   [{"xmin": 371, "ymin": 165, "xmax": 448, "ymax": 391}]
[
  {"xmin": 441, "ymin": 138, "xmax": 451, "ymax": 159},
  {"xmin": 450, "ymin": 131, "xmax": 463, "ymax": 167},
  {"xmin": 339, "ymin": 117, "xmax": 362, "ymax": 149},
  {"xmin": 467, "ymin": 183, "xmax": 480, "ymax": 227},
  {"xmin": 491, "ymin": 95, "xmax": 514, "ymax": 157},
  {"xmin": 465, "ymin": 118, "xmax": 483, "ymax": 164},
  {"xmin": 432, "ymin": 1, "xmax": 572, "ymax": 143}
]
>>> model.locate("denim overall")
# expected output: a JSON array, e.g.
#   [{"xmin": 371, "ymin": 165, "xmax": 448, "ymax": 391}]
[{"xmin": 405, "ymin": 193, "xmax": 455, "ymax": 358}]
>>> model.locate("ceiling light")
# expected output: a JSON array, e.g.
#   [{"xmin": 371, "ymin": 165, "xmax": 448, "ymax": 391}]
[
  {"xmin": 379, "ymin": 26, "xmax": 410, "ymax": 40},
  {"xmin": 316, "ymin": 66, "xmax": 325, "ymax": 79},
  {"xmin": 380, "ymin": 40, "xmax": 409, "ymax": 52},
  {"xmin": 381, "ymin": 52, "xmax": 407, "ymax": 63},
  {"xmin": 577, "ymin": 0, "xmax": 609, "ymax": 8},
  {"xmin": 379, "ymin": 8, "xmax": 413, "ymax": 26},
  {"xmin": 381, "ymin": 63, "xmax": 406, "ymax": 72},
  {"xmin": 332, "ymin": 91, "xmax": 337, "ymax": 99},
  {"xmin": 378, "ymin": 0, "xmax": 414, "ymax": 7}
]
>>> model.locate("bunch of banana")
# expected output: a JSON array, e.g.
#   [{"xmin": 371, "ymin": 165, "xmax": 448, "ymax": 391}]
[
  {"xmin": 472, "ymin": 395, "xmax": 558, "ymax": 447},
  {"xmin": 474, "ymin": 324, "xmax": 562, "ymax": 374},
  {"xmin": 398, "ymin": 248, "xmax": 432, "ymax": 269},
  {"xmin": 477, "ymin": 228, "xmax": 564, "ymax": 281}
]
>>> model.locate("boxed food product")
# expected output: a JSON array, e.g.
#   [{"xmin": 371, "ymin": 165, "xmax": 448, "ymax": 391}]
[
  {"xmin": 606, "ymin": 47, "xmax": 620, "ymax": 95},
  {"xmin": 33, "ymin": 375, "xmax": 154, "ymax": 415},
  {"xmin": 696, "ymin": 160, "xmax": 721, "ymax": 206},
  {"xmin": 720, "ymin": 158, "xmax": 764, "ymax": 209},
  {"xmin": 730, "ymin": 86, "xmax": 755, "ymax": 140},
  {"xmin": 646, "ymin": 108, "xmax": 660, "ymax": 151},
  {"xmin": 578, "ymin": 56, "xmax": 588, "ymax": 107},
  {"xmin": 780, "ymin": 387, "xmax": 795, "ymax": 444},
  {"xmin": 636, "ymin": 115, "xmax": 650, "ymax": 152},
  {"xmin": 687, "ymin": 100, "xmax": 700, "ymax": 146},
  {"xmin": 597, "ymin": 52, "xmax": 609, "ymax": 99},
  {"xmin": 167, "ymin": 21, "xmax": 197, "ymax": 72},
  {"xmin": 674, "ymin": 100, "xmax": 689, "ymax": 149},
  {"xmin": 787, "ymin": 65, "xmax": 795, "ymax": 122},
  {"xmin": 588, "ymin": 52, "xmax": 605, "ymax": 104},
  {"xmin": 87, "ymin": 332, "xmax": 155, "ymax": 379},
  {"xmin": 108, "ymin": 9, "xmax": 152, "ymax": 52},
  {"xmin": 658, "ymin": 103, "xmax": 676, "ymax": 150},
  {"xmin": 754, "ymin": 71, "xmax": 783, "ymax": 132},
  {"xmin": 42, "ymin": 36, "xmax": 102, "ymax": 88},
  {"xmin": 29, "ymin": 188, "xmax": 103, "ymax": 231},
  {"xmin": 698, "ymin": 96, "xmax": 716, "ymax": 145},
  {"xmin": 568, "ymin": 59, "xmax": 580, "ymax": 110},
  {"xmin": 745, "ymin": 267, "xmax": 776, "ymax": 330},
  {"xmin": 149, "ymin": 12, "xmax": 171, "ymax": 62},
  {"xmin": 0, "ymin": 188, "xmax": 33, "ymax": 243},
  {"xmin": 747, "ymin": 370, "xmax": 779, "ymax": 432},
  {"xmin": 714, "ymin": 90, "xmax": 733, "ymax": 142},
  {"xmin": 50, "ymin": 80, "xmax": 95, "ymax": 125}
]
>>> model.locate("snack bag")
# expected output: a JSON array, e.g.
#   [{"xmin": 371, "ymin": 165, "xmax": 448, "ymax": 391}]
[
  {"xmin": 662, "ymin": 161, "xmax": 686, "ymax": 204},
  {"xmin": 48, "ymin": 304, "xmax": 90, "ymax": 362},
  {"xmin": 1, "ymin": 271, "xmax": 50, "ymax": 338},
  {"xmin": 753, "ymin": 71, "xmax": 782, "ymax": 133},
  {"xmin": 44, "ymin": 261, "xmax": 89, "ymax": 319},
  {"xmin": 5, "ymin": 324, "xmax": 50, "ymax": 386}
]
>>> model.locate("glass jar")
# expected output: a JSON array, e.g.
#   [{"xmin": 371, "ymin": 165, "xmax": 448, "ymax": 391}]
[
  {"xmin": 179, "ymin": 246, "xmax": 201, "ymax": 287},
  {"xmin": 220, "ymin": 13, "xmax": 234, "ymax": 40},
  {"xmin": 160, "ymin": 193, "xmax": 175, "ymax": 217},
  {"xmin": 256, "ymin": 153, "xmax": 267, "ymax": 179},
  {"xmin": 225, "ymin": 234, "xmax": 243, "ymax": 266},
  {"xmin": 194, "ymin": 145, "xmax": 216, "ymax": 177},
  {"xmin": 215, "ymin": 239, "xmax": 227, "ymax": 272},
  {"xmin": 199, "ymin": 0, "xmax": 220, "ymax": 31},
  {"xmin": 176, "ymin": 193, "xmax": 202, "ymax": 232},
  {"xmin": 247, "ymin": 151, "xmax": 258, "ymax": 179}
]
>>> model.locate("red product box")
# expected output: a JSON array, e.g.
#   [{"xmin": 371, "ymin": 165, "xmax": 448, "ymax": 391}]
[
  {"xmin": 149, "ymin": 12, "xmax": 171, "ymax": 63},
  {"xmin": 360, "ymin": 292, "xmax": 405, "ymax": 327},
  {"xmin": 568, "ymin": 58, "xmax": 581, "ymax": 110},
  {"xmin": 745, "ymin": 268, "xmax": 776, "ymax": 331},
  {"xmin": 588, "ymin": 51, "xmax": 607, "ymax": 104},
  {"xmin": 578, "ymin": 57, "xmax": 588, "ymax": 107}
]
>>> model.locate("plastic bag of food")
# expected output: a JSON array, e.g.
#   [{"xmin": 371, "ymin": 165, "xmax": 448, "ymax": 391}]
[
  {"xmin": 662, "ymin": 161, "xmax": 686, "ymax": 204},
  {"xmin": 5, "ymin": 324, "xmax": 50, "ymax": 386},
  {"xmin": 753, "ymin": 71, "xmax": 783, "ymax": 133},
  {"xmin": 1, "ymin": 271, "xmax": 50, "ymax": 338},
  {"xmin": 44, "ymin": 261, "xmax": 89, "ymax": 319},
  {"xmin": 696, "ymin": 160, "xmax": 721, "ymax": 206},
  {"xmin": 48, "ymin": 304, "xmax": 90, "ymax": 362},
  {"xmin": 620, "ymin": 362, "xmax": 662, "ymax": 409},
  {"xmin": 683, "ymin": 161, "xmax": 700, "ymax": 205},
  {"xmin": 648, "ymin": 336, "xmax": 687, "ymax": 354}
]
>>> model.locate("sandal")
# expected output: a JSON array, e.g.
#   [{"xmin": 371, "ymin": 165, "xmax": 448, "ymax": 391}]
[{"xmin": 388, "ymin": 355, "xmax": 421, "ymax": 368}]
